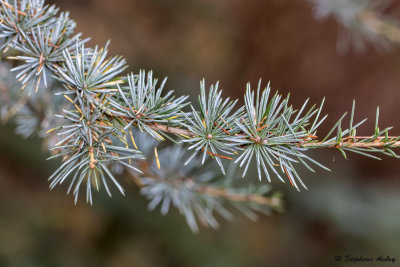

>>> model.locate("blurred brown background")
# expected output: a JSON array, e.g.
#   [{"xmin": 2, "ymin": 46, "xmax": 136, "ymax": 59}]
[{"xmin": 1, "ymin": 0, "xmax": 400, "ymax": 266}]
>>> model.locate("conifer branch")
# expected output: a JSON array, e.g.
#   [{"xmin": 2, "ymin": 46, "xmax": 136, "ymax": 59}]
[
  {"xmin": 131, "ymin": 171, "xmax": 282, "ymax": 209},
  {"xmin": 309, "ymin": 0, "xmax": 400, "ymax": 51},
  {"xmin": 114, "ymin": 121, "xmax": 400, "ymax": 151},
  {"xmin": 1, "ymin": 0, "xmax": 400, "ymax": 232}
]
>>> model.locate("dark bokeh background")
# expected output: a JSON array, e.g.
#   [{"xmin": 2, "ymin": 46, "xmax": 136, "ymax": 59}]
[{"xmin": 1, "ymin": 0, "xmax": 400, "ymax": 266}]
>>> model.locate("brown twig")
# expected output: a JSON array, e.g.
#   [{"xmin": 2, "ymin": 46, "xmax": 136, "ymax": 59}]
[
  {"xmin": 146, "ymin": 122, "xmax": 196, "ymax": 137},
  {"xmin": 129, "ymin": 171, "xmax": 281, "ymax": 208},
  {"xmin": 137, "ymin": 120, "xmax": 400, "ymax": 150},
  {"xmin": 303, "ymin": 139, "xmax": 400, "ymax": 149},
  {"xmin": 197, "ymin": 185, "xmax": 281, "ymax": 207},
  {"xmin": 107, "ymin": 108, "xmax": 400, "ymax": 152}
]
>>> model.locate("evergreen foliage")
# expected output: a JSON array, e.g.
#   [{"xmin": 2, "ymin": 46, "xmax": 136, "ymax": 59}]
[{"xmin": 1, "ymin": 0, "xmax": 400, "ymax": 232}]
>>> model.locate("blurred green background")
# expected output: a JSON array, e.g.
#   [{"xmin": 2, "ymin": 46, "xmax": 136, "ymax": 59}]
[{"xmin": 1, "ymin": 0, "xmax": 400, "ymax": 266}]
